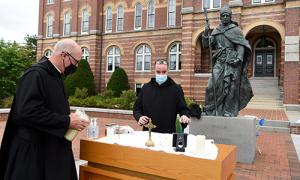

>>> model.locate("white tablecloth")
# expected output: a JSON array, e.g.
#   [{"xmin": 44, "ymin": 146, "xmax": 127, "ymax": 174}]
[{"xmin": 95, "ymin": 131, "xmax": 218, "ymax": 160}]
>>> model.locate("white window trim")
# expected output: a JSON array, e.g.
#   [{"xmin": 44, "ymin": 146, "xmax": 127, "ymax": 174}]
[
  {"xmin": 107, "ymin": 47, "xmax": 121, "ymax": 72},
  {"xmin": 167, "ymin": 0, "xmax": 176, "ymax": 27},
  {"xmin": 168, "ymin": 43, "xmax": 181, "ymax": 71},
  {"xmin": 63, "ymin": 12, "xmax": 71, "ymax": 36},
  {"xmin": 106, "ymin": 7, "xmax": 113, "ymax": 33},
  {"xmin": 81, "ymin": 9, "xmax": 89, "ymax": 35},
  {"xmin": 202, "ymin": 0, "xmax": 221, "ymax": 10},
  {"xmin": 134, "ymin": 3, "xmax": 142, "ymax": 31},
  {"xmin": 147, "ymin": 0, "xmax": 155, "ymax": 29},
  {"xmin": 252, "ymin": 0, "xmax": 274, "ymax": 4},
  {"xmin": 44, "ymin": 49, "xmax": 52, "ymax": 58},
  {"xmin": 135, "ymin": 45, "xmax": 151, "ymax": 72},
  {"xmin": 46, "ymin": 15, "xmax": 53, "ymax": 38},
  {"xmin": 116, "ymin": 6, "xmax": 124, "ymax": 32},
  {"xmin": 82, "ymin": 48, "xmax": 89, "ymax": 61}
]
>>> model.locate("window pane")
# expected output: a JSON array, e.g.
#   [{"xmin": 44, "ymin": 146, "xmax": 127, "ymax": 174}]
[
  {"xmin": 137, "ymin": 47, "xmax": 143, "ymax": 54},
  {"xmin": 178, "ymin": 54, "xmax": 181, "ymax": 70},
  {"xmin": 169, "ymin": 54, "xmax": 176, "ymax": 70},
  {"xmin": 108, "ymin": 57, "xmax": 113, "ymax": 71},
  {"xmin": 168, "ymin": 12, "xmax": 175, "ymax": 26},
  {"xmin": 136, "ymin": 55, "xmax": 143, "ymax": 70},
  {"xmin": 135, "ymin": 3, "xmax": 142, "ymax": 29},
  {"xmin": 253, "ymin": 0, "xmax": 261, "ymax": 3},
  {"xmin": 145, "ymin": 46, "xmax": 151, "ymax": 53},
  {"xmin": 203, "ymin": 0, "xmax": 210, "ymax": 9},
  {"xmin": 144, "ymin": 55, "xmax": 151, "ymax": 70},
  {"xmin": 115, "ymin": 48, "xmax": 120, "ymax": 55},
  {"xmin": 170, "ymin": 45, "xmax": 177, "ymax": 52},
  {"xmin": 115, "ymin": 56, "xmax": 120, "ymax": 69},
  {"xmin": 213, "ymin": 0, "xmax": 220, "ymax": 8}
]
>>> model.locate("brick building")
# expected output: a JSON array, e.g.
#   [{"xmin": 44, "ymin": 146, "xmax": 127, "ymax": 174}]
[{"xmin": 37, "ymin": 0, "xmax": 300, "ymax": 107}]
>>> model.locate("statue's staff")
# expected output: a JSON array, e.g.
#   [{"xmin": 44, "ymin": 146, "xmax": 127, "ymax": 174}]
[{"xmin": 203, "ymin": 7, "xmax": 218, "ymax": 116}]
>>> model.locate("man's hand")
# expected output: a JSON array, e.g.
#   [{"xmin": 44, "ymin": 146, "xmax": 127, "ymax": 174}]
[
  {"xmin": 69, "ymin": 113, "xmax": 90, "ymax": 131},
  {"xmin": 179, "ymin": 115, "xmax": 191, "ymax": 124},
  {"xmin": 138, "ymin": 116, "xmax": 150, "ymax": 126}
]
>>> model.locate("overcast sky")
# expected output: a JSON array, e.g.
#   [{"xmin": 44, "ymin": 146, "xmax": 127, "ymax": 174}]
[{"xmin": 0, "ymin": 0, "xmax": 39, "ymax": 43}]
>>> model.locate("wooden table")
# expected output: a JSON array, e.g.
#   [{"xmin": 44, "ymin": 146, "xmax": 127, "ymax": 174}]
[{"xmin": 79, "ymin": 139, "xmax": 236, "ymax": 180}]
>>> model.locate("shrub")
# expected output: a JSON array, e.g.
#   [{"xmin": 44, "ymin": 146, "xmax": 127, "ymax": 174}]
[
  {"xmin": 64, "ymin": 60, "xmax": 96, "ymax": 96},
  {"xmin": 0, "ymin": 96, "xmax": 13, "ymax": 108},
  {"xmin": 74, "ymin": 88, "xmax": 88, "ymax": 99},
  {"xmin": 106, "ymin": 68, "xmax": 130, "ymax": 97},
  {"xmin": 99, "ymin": 90, "xmax": 115, "ymax": 99}
]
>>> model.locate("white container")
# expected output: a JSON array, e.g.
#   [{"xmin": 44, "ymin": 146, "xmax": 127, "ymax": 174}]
[
  {"xmin": 195, "ymin": 135, "xmax": 206, "ymax": 154},
  {"xmin": 65, "ymin": 109, "xmax": 89, "ymax": 141}
]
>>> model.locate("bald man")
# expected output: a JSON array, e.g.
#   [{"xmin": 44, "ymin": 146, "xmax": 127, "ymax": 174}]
[{"xmin": 0, "ymin": 39, "xmax": 89, "ymax": 180}]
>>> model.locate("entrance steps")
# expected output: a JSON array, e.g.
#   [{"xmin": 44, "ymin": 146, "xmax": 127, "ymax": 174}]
[{"xmin": 246, "ymin": 77, "xmax": 283, "ymax": 109}]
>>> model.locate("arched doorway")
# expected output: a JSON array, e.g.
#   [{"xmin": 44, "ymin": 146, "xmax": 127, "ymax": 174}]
[{"xmin": 254, "ymin": 37, "xmax": 276, "ymax": 77}]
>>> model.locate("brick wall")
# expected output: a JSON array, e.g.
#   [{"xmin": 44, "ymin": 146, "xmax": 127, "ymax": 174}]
[{"xmin": 36, "ymin": 0, "xmax": 300, "ymax": 104}]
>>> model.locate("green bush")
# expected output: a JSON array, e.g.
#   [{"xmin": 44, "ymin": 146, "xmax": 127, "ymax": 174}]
[
  {"xmin": 74, "ymin": 88, "xmax": 88, "ymax": 99},
  {"xmin": 99, "ymin": 90, "xmax": 115, "ymax": 99},
  {"xmin": 0, "ymin": 96, "xmax": 14, "ymax": 108},
  {"xmin": 68, "ymin": 90, "xmax": 136, "ymax": 110},
  {"xmin": 64, "ymin": 60, "xmax": 96, "ymax": 96},
  {"xmin": 106, "ymin": 68, "xmax": 130, "ymax": 97}
]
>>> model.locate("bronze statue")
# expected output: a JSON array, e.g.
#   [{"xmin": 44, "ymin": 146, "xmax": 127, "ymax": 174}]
[{"xmin": 202, "ymin": 5, "xmax": 253, "ymax": 117}]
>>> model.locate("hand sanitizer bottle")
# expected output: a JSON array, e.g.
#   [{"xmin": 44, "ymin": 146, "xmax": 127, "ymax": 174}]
[
  {"xmin": 93, "ymin": 118, "xmax": 99, "ymax": 139},
  {"xmin": 87, "ymin": 119, "xmax": 94, "ymax": 139}
]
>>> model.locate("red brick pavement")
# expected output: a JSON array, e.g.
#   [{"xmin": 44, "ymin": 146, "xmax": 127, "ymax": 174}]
[{"xmin": 240, "ymin": 108, "xmax": 288, "ymax": 121}]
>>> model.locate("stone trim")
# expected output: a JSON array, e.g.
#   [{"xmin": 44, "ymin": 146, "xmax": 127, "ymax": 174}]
[
  {"xmin": 285, "ymin": 36, "xmax": 299, "ymax": 62},
  {"xmin": 70, "ymin": 107, "xmax": 133, "ymax": 115}
]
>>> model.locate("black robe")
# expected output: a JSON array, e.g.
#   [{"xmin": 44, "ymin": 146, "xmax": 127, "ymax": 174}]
[
  {"xmin": 133, "ymin": 77, "xmax": 190, "ymax": 133},
  {"xmin": 0, "ymin": 57, "xmax": 77, "ymax": 180}
]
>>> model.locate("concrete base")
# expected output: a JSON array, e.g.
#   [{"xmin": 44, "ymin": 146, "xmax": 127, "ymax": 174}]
[{"xmin": 189, "ymin": 116, "xmax": 256, "ymax": 163}]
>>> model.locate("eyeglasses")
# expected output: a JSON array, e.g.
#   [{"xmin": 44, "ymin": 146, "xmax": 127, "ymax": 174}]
[
  {"xmin": 64, "ymin": 52, "xmax": 80, "ymax": 65},
  {"xmin": 155, "ymin": 60, "xmax": 168, "ymax": 65}
]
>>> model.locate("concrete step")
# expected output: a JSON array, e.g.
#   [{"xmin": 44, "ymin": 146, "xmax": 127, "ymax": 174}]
[
  {"xmin": 245, "ymin": 104, "xmax": 283, "ymax": 109},
  {"xmin": 259, "ymin": 126, "xmax": 290, "ymax": 133},
  {"xmin": 257, "ymin": 120, "xmax": 289, "ymax": 128}
]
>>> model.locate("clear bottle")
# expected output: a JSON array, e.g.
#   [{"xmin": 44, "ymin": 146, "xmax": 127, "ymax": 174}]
[{"xmin": 92, "ymin": 118, "xmax": 99, "ymax": 139}]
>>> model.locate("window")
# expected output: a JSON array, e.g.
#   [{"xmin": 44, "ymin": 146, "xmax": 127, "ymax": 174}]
[
  {"xmin": 136, "ymin": 45, "xmax": 151, "ymax": 71},
  {"xmin": 135, "ymin": 3, "xmax": 142, "ymax": 30},
  {"xmin": 116, "ymin": 6, "xmax": 124, "ymax": 32},
  {"xmin": 47, "ymin": 0, "xmax": 54, "ymax": 5},
  {"xmin": 106, "ymin": 7, "xmax": 113, "ymax": 32},
  {"xmin": 168, "ymin": 0, "xmax": 176, "ymax": 27},
  {"xmin": 203, "ymin": 0, "xmax": 220, "ymax": 9},
  {"xmin": 81, "ymin": 9, "xmax": 89, "ymax": 33},
  {"xmin": 252, "ymin": 0, "xmax": 274, "ymax": 4},
  {"xmin": 44, "ymin": 49, "xmax": 52, "ymax": 58},
  {"xmin": 168, "ymin": 43, "xmax": 181, "ymax": 70},
  {"xmin": 135, "ymin": 83, "xmax": 144, "ymax": 96},
  {"xmin": 147, "ymin": 0, "xmax": 155, "ymax": 28},
  {"xmin": 107, "ymin": 47, "xmax": 121, "ymax": 72},
  {"xmin": 82, "ymin": 48, "xmax": 89, "ymax": 61},
  {"xmin": 46, "ymin": 15, "xmax": 53, "ymax": 37},
  {"xmin": 63, "ymin": 12, "xmax": 71, "ymax": 36}
]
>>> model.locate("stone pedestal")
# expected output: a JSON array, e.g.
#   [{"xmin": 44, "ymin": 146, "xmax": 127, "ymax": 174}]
[{"xmin": 189, "ymin": 116, "xmax": 256, "ymax": 163}]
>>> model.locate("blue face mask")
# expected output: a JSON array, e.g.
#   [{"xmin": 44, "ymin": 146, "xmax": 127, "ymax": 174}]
[{"xmin": 155, "ymin": 74, "xmax": 168, "ymax": 85}]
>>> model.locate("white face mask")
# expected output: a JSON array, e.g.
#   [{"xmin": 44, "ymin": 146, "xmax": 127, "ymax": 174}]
[{"xmin": 155, "ymin": 74, "xmax": 167, "ymax": 85}]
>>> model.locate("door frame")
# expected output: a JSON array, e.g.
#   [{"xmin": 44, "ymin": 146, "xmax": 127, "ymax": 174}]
[{"xmin": 252, "ymin": 37, "xmax": 277, "ymax": 78}]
